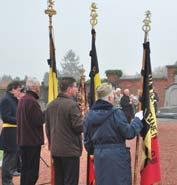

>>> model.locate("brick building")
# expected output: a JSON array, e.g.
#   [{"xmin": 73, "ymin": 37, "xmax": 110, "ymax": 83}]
[
  {"xmin": 107, "ymin": 64, "xmax": 177, "ymax": 108},
  {"xmin": 0, "ymin": 64, "xmax": 177, "ymax": 109}
]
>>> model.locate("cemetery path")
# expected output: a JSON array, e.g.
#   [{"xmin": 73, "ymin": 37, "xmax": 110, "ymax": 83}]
[{"xmin": 0, "ymin": 118, "xmax": 177, "ymax": 185}]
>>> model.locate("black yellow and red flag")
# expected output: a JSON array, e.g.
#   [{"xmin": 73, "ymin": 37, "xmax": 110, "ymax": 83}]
[
  {"xmin": 140, "ymin": 41, "xmax": 161, "ymax": 185},
  {"xmin": 47, "ymin": 28, "xmax": 58, "ymax": 185},
  {"xmin": 45, "ymin": 1, "xmax": 58, "ymax": 184},
  {"xmin": 87, "ymin": 28, "xmax": 101, "ymax": 185}
]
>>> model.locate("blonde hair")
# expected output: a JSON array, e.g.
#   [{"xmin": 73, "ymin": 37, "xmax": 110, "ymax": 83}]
[{"xmin": 96, "ymin": 83, "xmax": 113, "ymax": 100}]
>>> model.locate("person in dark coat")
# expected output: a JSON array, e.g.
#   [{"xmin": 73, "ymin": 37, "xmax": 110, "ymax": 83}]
[
  {"xmin": 83, "ymin": 83, "xmax": 143, "ymax": 185},
  {"xmin": 16, "ymin": 77, "xmax": 44, "ymax": 185},
  {"xmin": 0, "ymin": 81, "xmax": 21, "ymax": 185},
  {"xmin": 153, "ymin": 91, "xmax": 159, "ymax": 114},
  {"xmin": 45, "ymin": 77, "xmax": 83, "ymax": 185},
  {"xmin": 120, "ymin": 89, "xmax": 134, "ymax": 123}
]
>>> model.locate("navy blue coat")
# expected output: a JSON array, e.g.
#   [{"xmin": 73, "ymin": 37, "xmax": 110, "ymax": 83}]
[
  {"xmin": 83, "ymin": 100, "xmax": 143, "ymax": 185},
  {"xmin": 0, "ymin": 92, "xmax": 18, "ymax": 151}
]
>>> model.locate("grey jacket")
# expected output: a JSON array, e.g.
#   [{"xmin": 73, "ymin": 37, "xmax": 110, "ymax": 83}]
[{"xmin": 45, "ymin": 93, "xmax": 83, "ymax": 157}]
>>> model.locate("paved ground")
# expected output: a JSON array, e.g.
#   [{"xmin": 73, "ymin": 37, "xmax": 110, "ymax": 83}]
[{"xmin": 0, "ymin": 118, "xmax": 177, "ymax": 185}]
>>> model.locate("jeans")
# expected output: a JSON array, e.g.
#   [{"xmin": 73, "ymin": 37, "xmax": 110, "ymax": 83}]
[{"xmin": 2, "ymin": 151, "xmax": 16, "ymax": 185}]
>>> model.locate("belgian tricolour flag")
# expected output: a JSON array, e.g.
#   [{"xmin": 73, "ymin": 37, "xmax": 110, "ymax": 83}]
[
  {"xmin": 87, "ymin": 28, "xmax": 101, "ymax": 185},
  {"xmin": 47, "ymin": 29, "xmax": 58, "ymax": 185},
  {"xmin": 140, "ymin": 42, "xmax": 161, "ymax": 185},
  {"xmin": 89, "ymin": 29, "xmax": 101, "ymax": 105},
  {"xmin": 48, "ymin": 31, "xmax": 58, "ymax": 103}
]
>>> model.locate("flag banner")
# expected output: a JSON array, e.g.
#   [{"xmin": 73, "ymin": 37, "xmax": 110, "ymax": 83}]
[
  {"xmin": 140, "ymin": 42, "xmax": 161, "ymax": 185},
  {"xmin": 78, "ymin": 77, "xmax": 87, "ymax": 116},
  {"xmin": 48, "ymin": 31, "xmax": 58, "ymax": 103},
  {"xmin": 87, "ymin": 28, "xmax": 101, "ymax": 185},
  {"xmin": 89, "ymin": 29, "xmax": 101, "ymax": 106},
  {"xmin": 47, "ymin": 29, "xmax": 58, "ymax": 185}
]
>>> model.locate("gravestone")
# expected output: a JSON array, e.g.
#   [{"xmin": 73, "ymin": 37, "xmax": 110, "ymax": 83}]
[
  {"xmin": 164, "ymin": 83, "xmax": 177, "ymax": 107},
  {"xmin": 158, "ymin": 83, "xmax": 177, "ymax": 119}
]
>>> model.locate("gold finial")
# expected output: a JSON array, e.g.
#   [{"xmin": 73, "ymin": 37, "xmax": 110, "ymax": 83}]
[
  {"xmin": 90, "ymin": 2, "xmax": 98, "ymax": 28},
  {"xmin": 45, "ymin": 0, "xmax": 57, "ymax": 17},
  {"xmin": 80, "ymin": 65, "xmax": 86, "ymax": 77},
  {"xmin": 142, "ymin": 10, "xmax": 151, "ymax": 33}
]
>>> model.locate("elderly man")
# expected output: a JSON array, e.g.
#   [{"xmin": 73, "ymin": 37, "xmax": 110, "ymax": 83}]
[
  {"xmin": 16, "ymin": 77, "xmax": 44, "ymax": 185},
  {"xmin": 0, "ymin": 81, "xmax": 21, "ymax": 185},
  {"xmin": 45, "ymin": 77, "xmax": 83, "ymax": 185},
  {"xmin": 83, "ymin": 83, "xmax": 143, "ymax": 185},
  {"xmin": 114, "ymin": 87, "xmax": 122, "ymax": 108}
]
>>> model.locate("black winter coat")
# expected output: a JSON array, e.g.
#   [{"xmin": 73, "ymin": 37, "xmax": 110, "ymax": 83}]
[
  {"xmin": 16, "ymin": 91, "xmax": 44, "ymax": 146},
  {"xmin": 0, "ymin": 92, "xmax": 18, "ymax": 151}
]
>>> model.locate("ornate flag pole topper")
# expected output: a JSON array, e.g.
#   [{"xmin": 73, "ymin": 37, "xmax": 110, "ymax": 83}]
[
  {"xmin": 90, "ymin": 2, "xmax": 98, "ymax": 29},
  {"xmin": 45, "ymin": 0, "xmax": 57, "ymax": 27}
]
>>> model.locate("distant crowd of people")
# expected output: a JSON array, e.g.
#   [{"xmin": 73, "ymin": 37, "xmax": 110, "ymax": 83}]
[
  {"xmin": 0, "ymin": 77, "xmax": 159, "ymax": 185},
  {"xmin": 113, "ymin": 87, "xmax": 159, "ymax": 121}
]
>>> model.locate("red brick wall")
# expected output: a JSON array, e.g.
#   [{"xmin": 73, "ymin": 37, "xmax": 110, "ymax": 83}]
[
  {"xmin": 115, "ymin": 78, "xmax": 167, "ymax": 107},
  {"xmin": 107, "ymin": 65, "xmax": 177, "ymax": 108},
  {"xmin": 166, "ymin": 65, "xmax": 176, "ymax": 84}
]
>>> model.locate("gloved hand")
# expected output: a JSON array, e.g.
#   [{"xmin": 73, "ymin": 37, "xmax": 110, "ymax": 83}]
[{"xmin": 135, "ymin": 110, "xmax": 143, "ymax": 120}]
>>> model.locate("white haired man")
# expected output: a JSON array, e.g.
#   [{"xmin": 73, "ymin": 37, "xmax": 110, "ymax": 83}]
[
  {"xmin": 16, "ymin": 77, "xmax": 44, "ymax": 185},
  {"xmin": 114, "ymin": 88, "xmax": 122, "ymax": 108}
]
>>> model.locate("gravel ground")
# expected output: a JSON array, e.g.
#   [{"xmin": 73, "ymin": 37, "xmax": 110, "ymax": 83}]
[{"xmin": 0, "ymin": 118, "xmax": 177, "ymax": 185}]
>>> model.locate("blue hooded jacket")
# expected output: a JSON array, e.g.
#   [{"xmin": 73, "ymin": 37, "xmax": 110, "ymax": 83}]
[{"xmin": 83, "ymin": 99, "xmax": 143, "ymax": 185}]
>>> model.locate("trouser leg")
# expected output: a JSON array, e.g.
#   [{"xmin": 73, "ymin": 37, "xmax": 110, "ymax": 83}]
[
  {"xmin": 53, "ymin": 156, "xmax": 64, "ymax": 185},
  {"xmin": 62, "ymin": 157, "xmax": 80, "ymax": 185},
  {"xmin": 53, "ymin": 156, "xmax": 80, "ymax": 185},
  {"xmin": 20, "ymin": 146, "xmax": 41, "ymax": 185},
  {"xmin": 2, "ymin": 151, "xmax": 16, "ymax": 185}
]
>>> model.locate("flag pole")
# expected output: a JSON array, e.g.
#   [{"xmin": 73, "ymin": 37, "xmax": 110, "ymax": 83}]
[
  {"xmin": 45, "ymin": 1, "xmax": 57, "ymax": 185},
  {"xmin": 133, "ymin": 10, "xmax": 151, "ymax": 185},
  {"xmin": 86, "ymin": 3, "xmax": 98, "ymax": 185}
]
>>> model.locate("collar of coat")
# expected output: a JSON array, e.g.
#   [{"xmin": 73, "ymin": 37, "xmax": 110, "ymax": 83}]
[
  {"xmin": 91, "ymin": 99, "xmax": 113, "ymax": 110},
  {"xmin": 58, "ymin": 93, "xmax": 73, "ymax": 99},
  {"xmin": 26, "ymin": 90, "xmax": 39, "ymax": 100},
  {"xmin": 6, "ymin": 91, "xmax": 18, "ymax": 102}
]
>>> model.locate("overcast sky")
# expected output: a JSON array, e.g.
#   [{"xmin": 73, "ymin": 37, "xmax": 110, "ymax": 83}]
[{"xmin": 0, "ymin": 0, "xmax": 177, "ymax": 82}]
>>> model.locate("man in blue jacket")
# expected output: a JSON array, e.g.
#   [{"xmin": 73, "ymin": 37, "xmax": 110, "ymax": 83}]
[
  {"xmin": 83, "ymin": 83, "xmax": 143, "ymax": 185},
  {"xmin": 0, "ymin": 81, "xmax": 21, "ymax": 185}
]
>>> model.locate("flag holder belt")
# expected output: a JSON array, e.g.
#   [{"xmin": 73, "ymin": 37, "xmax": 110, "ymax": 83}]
[{"xmin": 2, "ymin": 123, "xmax": 17, "ymax": 128}]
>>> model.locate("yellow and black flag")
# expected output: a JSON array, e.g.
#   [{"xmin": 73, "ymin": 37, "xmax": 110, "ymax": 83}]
[
  {"xmin": 140, "ymin": 41, "xmax": 161, "ymax": 185},
  {"xmin": 47, "ymin": 29, "xmax": 58, "ymax": 185},
  {"xmin": 89, "ymin": 29, "xmax": 101, "ymax": 106},
  {"xmin": 87, "ymin": 28, "xmax": 101, "ymax": 185},
  {"xmin": 48, "ymin": 30, "xmax": 58, "ymax": 103}
]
